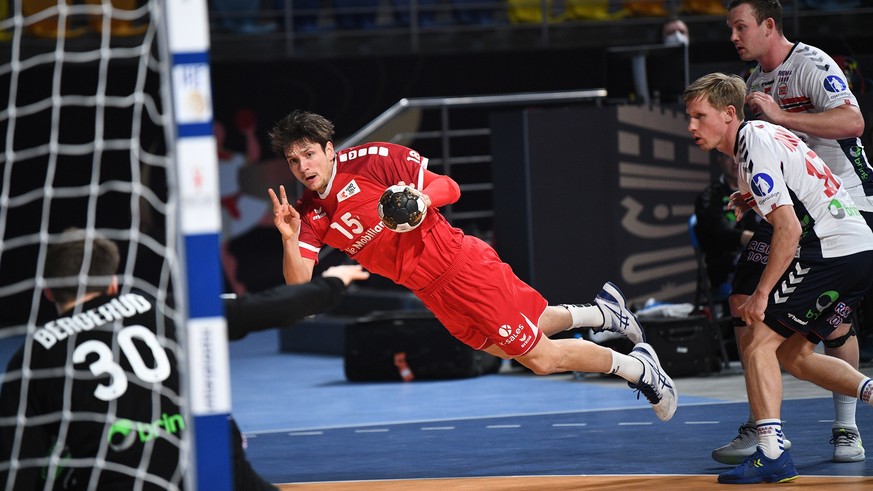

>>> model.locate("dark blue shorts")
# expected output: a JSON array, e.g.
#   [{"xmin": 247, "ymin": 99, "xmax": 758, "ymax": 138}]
[
  {"xmin": 732, "ymin": 221, "xmax": 773, "ymax": 297},
  {"xmin": 762, "ymin": 251, "xmax": 873, "ymax": 341},
  {"xmin": 734, "ymin": 209, "xmax": 873, "ymax": 297}
]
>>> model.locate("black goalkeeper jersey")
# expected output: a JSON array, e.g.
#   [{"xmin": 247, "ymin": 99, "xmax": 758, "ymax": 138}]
[{"xmin": 0, "ymin": 292, "xmax": 185, "ymax": 490}]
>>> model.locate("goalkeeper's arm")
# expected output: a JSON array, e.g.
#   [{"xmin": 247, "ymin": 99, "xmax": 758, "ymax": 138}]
[
  {"xmin": 224, "ymin": 277, "xmax": 346, "ymax": 340},
  {"xmin": 223, "ymin": 265, "xmax": 369, "ymax": 340}
]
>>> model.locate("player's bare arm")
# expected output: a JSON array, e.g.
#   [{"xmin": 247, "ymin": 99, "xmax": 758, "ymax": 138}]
[
  {"xmin": 267, "ymin": 185, "xmax": 314, "ymax": 284},
  {"xmin": 746, "ymin": 92, "xmax": 864, "ymax": 140}
]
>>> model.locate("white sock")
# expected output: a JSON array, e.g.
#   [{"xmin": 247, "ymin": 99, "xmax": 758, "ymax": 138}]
[
  {"xmin": 756, "ymin": 419, "xmax": 785, "ymax": 459},
  {"xmin": 858, "ymin": 378, "xmax": 873, "ymax": 405},
  {"xmin": 609, "ymin": 351, "xmax": 644, "ymax": 382},
  {"xmin": 833, "ymin": 393, "xmax": 858, "ymax": 430},
  {"xmin": 563, "ymin": 304, "xmax": 604, "ymax": 329}
]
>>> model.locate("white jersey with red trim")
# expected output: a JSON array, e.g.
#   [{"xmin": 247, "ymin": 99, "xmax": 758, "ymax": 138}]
[
  {"xmin": 296, "ymin": 142, "xmax": 464, "ymax": 290},
  {"xmin": 746, "ymin": 42, "xmax": 873, "ymax": 211},
  {"xmin": 736, "ymin": 120, "xmax": 873, "ymax": 259}
]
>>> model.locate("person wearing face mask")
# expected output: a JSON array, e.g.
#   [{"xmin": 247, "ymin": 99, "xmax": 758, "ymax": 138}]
[{"xmin": 662, "ymin": 17, "xmax": 690, "ymax": 46}]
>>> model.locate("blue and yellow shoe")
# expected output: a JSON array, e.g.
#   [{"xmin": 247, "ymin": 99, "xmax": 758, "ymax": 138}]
[{"xmin": 717, "ymin": 448, "xmax": 799, "ymax": 484}]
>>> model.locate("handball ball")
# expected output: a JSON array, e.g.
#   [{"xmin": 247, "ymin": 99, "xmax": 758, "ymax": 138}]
[{"xmin": 378, "ymin": 185, "xmax": 427, "ymax": 233}]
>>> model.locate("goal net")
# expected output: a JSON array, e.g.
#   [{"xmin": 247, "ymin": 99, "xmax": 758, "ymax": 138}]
[{"xmin": 0, "ymin": 1, "xmax": 231, "ymax": 489}]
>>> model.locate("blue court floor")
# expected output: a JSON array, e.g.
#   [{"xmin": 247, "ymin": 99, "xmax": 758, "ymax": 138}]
[{"xmin": 229, "ymin": 331, "xmax": 873, "ymax": 485}]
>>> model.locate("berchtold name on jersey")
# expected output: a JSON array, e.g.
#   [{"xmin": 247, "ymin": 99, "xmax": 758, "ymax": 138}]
[{"xmin": 33, "ymin": 293, "xmax": 152, "ymax": 349}]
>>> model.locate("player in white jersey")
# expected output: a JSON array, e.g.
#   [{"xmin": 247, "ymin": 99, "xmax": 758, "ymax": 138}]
[
  {"xmin": 685, "ymin": 72, "xmax": 873, "ymax": 484},
  {"xmin": 745, "ymin": 45, "xmax": 873, "ymax": 212},
  {"xmin": 736, "ymin": 121, "xmax": 871, "ymax": 258},
  {"xmin": 715, "ymin": 0, "xmax": 873, "ymax": 465}
]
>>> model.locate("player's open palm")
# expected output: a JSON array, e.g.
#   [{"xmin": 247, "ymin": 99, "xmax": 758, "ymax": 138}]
[{"xmin": 268, "ymin": 185, "xmax": 301, "ymax": 240}]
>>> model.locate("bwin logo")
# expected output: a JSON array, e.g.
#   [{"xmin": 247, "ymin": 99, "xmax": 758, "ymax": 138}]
[
  {"xmin": 806, "ymin": 290, "xmax": 839, "ymax": 320},
  {"xmin": 752, "ymin": 173, "xmax": 774, "ymax": 197},
  {"xmin": 829, "ymin": 199, "xmax": 846, "ymax": 219},
  {"xmin": 815, "ymin": 291, "xmax": 840, "ymax": 311},
  {"xmin": 107, "ymin": 413, "xmax": 186, "ymax": 451}
]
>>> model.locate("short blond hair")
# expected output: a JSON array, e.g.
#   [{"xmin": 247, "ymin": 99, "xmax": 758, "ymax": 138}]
[{"xmin": 683, "ymin": 73, "xmax": 747, "ymax": 120}]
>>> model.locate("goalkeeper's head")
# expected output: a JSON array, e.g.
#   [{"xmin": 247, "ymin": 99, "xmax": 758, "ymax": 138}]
[{"xmin": 44, "ymin": 227, "xmax": 120, "ymax": 311}]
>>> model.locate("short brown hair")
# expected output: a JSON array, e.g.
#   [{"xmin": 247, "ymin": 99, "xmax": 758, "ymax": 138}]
[
  {"xmin": 45, "ymin": 228, "xmax": 120, "ymax": 305},
  {"xmin": 727, "ymin": 0, "xmax": 784, "ymax": 33},
  {"xmin": 268, "ymin": 110, "xmax": 335, "ymax": 158}
]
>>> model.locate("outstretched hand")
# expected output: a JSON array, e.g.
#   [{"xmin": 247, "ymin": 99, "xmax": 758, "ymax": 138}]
[
  {"xmin": 321, "ymin": 264, "xmax": 370, "ymax": 286},
  {"xmin": 268, "ymin": 185, "xmax": 301, "ymax": 241}
]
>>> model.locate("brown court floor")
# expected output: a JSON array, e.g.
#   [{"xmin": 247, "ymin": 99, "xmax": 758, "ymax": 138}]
[{"xmin": 278, "ymin": 474, "xmax": 873, "ymax": 490}]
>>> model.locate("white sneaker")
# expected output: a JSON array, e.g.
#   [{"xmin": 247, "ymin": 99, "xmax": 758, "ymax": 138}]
[
  {"xmin": 712, "ymin": 423, "xmax": 793, "ymax": 465},
  {"xmin": 832, "ymin": 427, "xmax": 865, "ymax": 463},
  {"xmin": 627, "ymin": 342, "xmax": 677, "ymax": 421},
  {"xmin": 594, "ymin": 282, "xmax": 645, "ymax": 345}
]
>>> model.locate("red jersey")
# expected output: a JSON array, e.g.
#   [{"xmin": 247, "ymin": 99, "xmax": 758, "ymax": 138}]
[
  {"xmin": 296, "ymin": 142, "xmax": 547, "ymax": 355},
  {"xmin": 296, "ymin": 142, "xmax": 464, "ymax": 291}
]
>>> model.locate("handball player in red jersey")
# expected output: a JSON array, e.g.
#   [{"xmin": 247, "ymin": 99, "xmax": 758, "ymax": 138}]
[{"xmin": 266, "ymin": 110, "xmax": 678, "ymax": 421}]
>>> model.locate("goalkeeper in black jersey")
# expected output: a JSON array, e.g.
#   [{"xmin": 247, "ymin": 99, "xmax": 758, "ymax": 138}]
[
  {"xmin": 0, "ymin": 229, "xmax": 191, "ymax": 490},
  {"xmin": 0, "ymin": 228, "xmax": 368, "ymax": 490}
]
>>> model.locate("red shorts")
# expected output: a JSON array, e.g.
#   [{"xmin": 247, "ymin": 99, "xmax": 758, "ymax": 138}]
[{"xmin": 414, "ymin": 235, "xmax": 547, "ymax": 357}]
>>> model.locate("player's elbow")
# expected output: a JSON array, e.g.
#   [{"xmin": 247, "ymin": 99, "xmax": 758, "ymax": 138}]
[
  {"xmin": 446, "ymin": 177, "xmax": 461, "ymax": 203},
  {"xmin": 836, "ymin": 108, "xmax": 865, "ymax": 138},
  {"xmin": 784, "ymin": 222, "xmax": 803, "ymax": 245},
  {"xmin": 848, "ymin": 118, "xmax": 865, "ymax": 138}
]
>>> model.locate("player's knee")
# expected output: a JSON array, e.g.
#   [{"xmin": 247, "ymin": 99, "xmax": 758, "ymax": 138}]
[
  {"xmin": 823, "ymin": 325, "xmax": 856, "ymax": 350},
  {"xmin": 776, "ymin": 350, "xmax": 802, "ymax": 377},
  {"xmin": 516, "ymin": 353, "xmax": 558, "ymax": 375}
]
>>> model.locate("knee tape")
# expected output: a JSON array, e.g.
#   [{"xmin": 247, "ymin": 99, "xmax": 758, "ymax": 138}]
[{"xmin": 823, "ymin": 325, "xmax": 857, "ymax": 349}]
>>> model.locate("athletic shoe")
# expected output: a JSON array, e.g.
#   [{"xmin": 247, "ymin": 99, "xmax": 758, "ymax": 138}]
[
  {"xmin": 627, "ymin": 342, "xmax": 677, "ymax": 421},
  {"xmin": 717, "ymin": 449, "xmax": 799, "ymax": 484},
  {"xmin": 831, "ymin": 427, "xmax": 865, "ymax": 463},
  {"xmin": 593, "ymin": 282, "xmax": 645, "ymax": 344},
  {"xmin": 712, "ymin": 423, "xmax": 792, "ymax": 465}
]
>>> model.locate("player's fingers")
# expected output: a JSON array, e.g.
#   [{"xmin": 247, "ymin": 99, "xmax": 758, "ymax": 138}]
[
  {"xmin": 280, "ymin": 184, "xmax": 289, "ymax": 204},
  {"xmin": 268, "ymin": 188, "xmax": 280, "ymax": 206}
]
